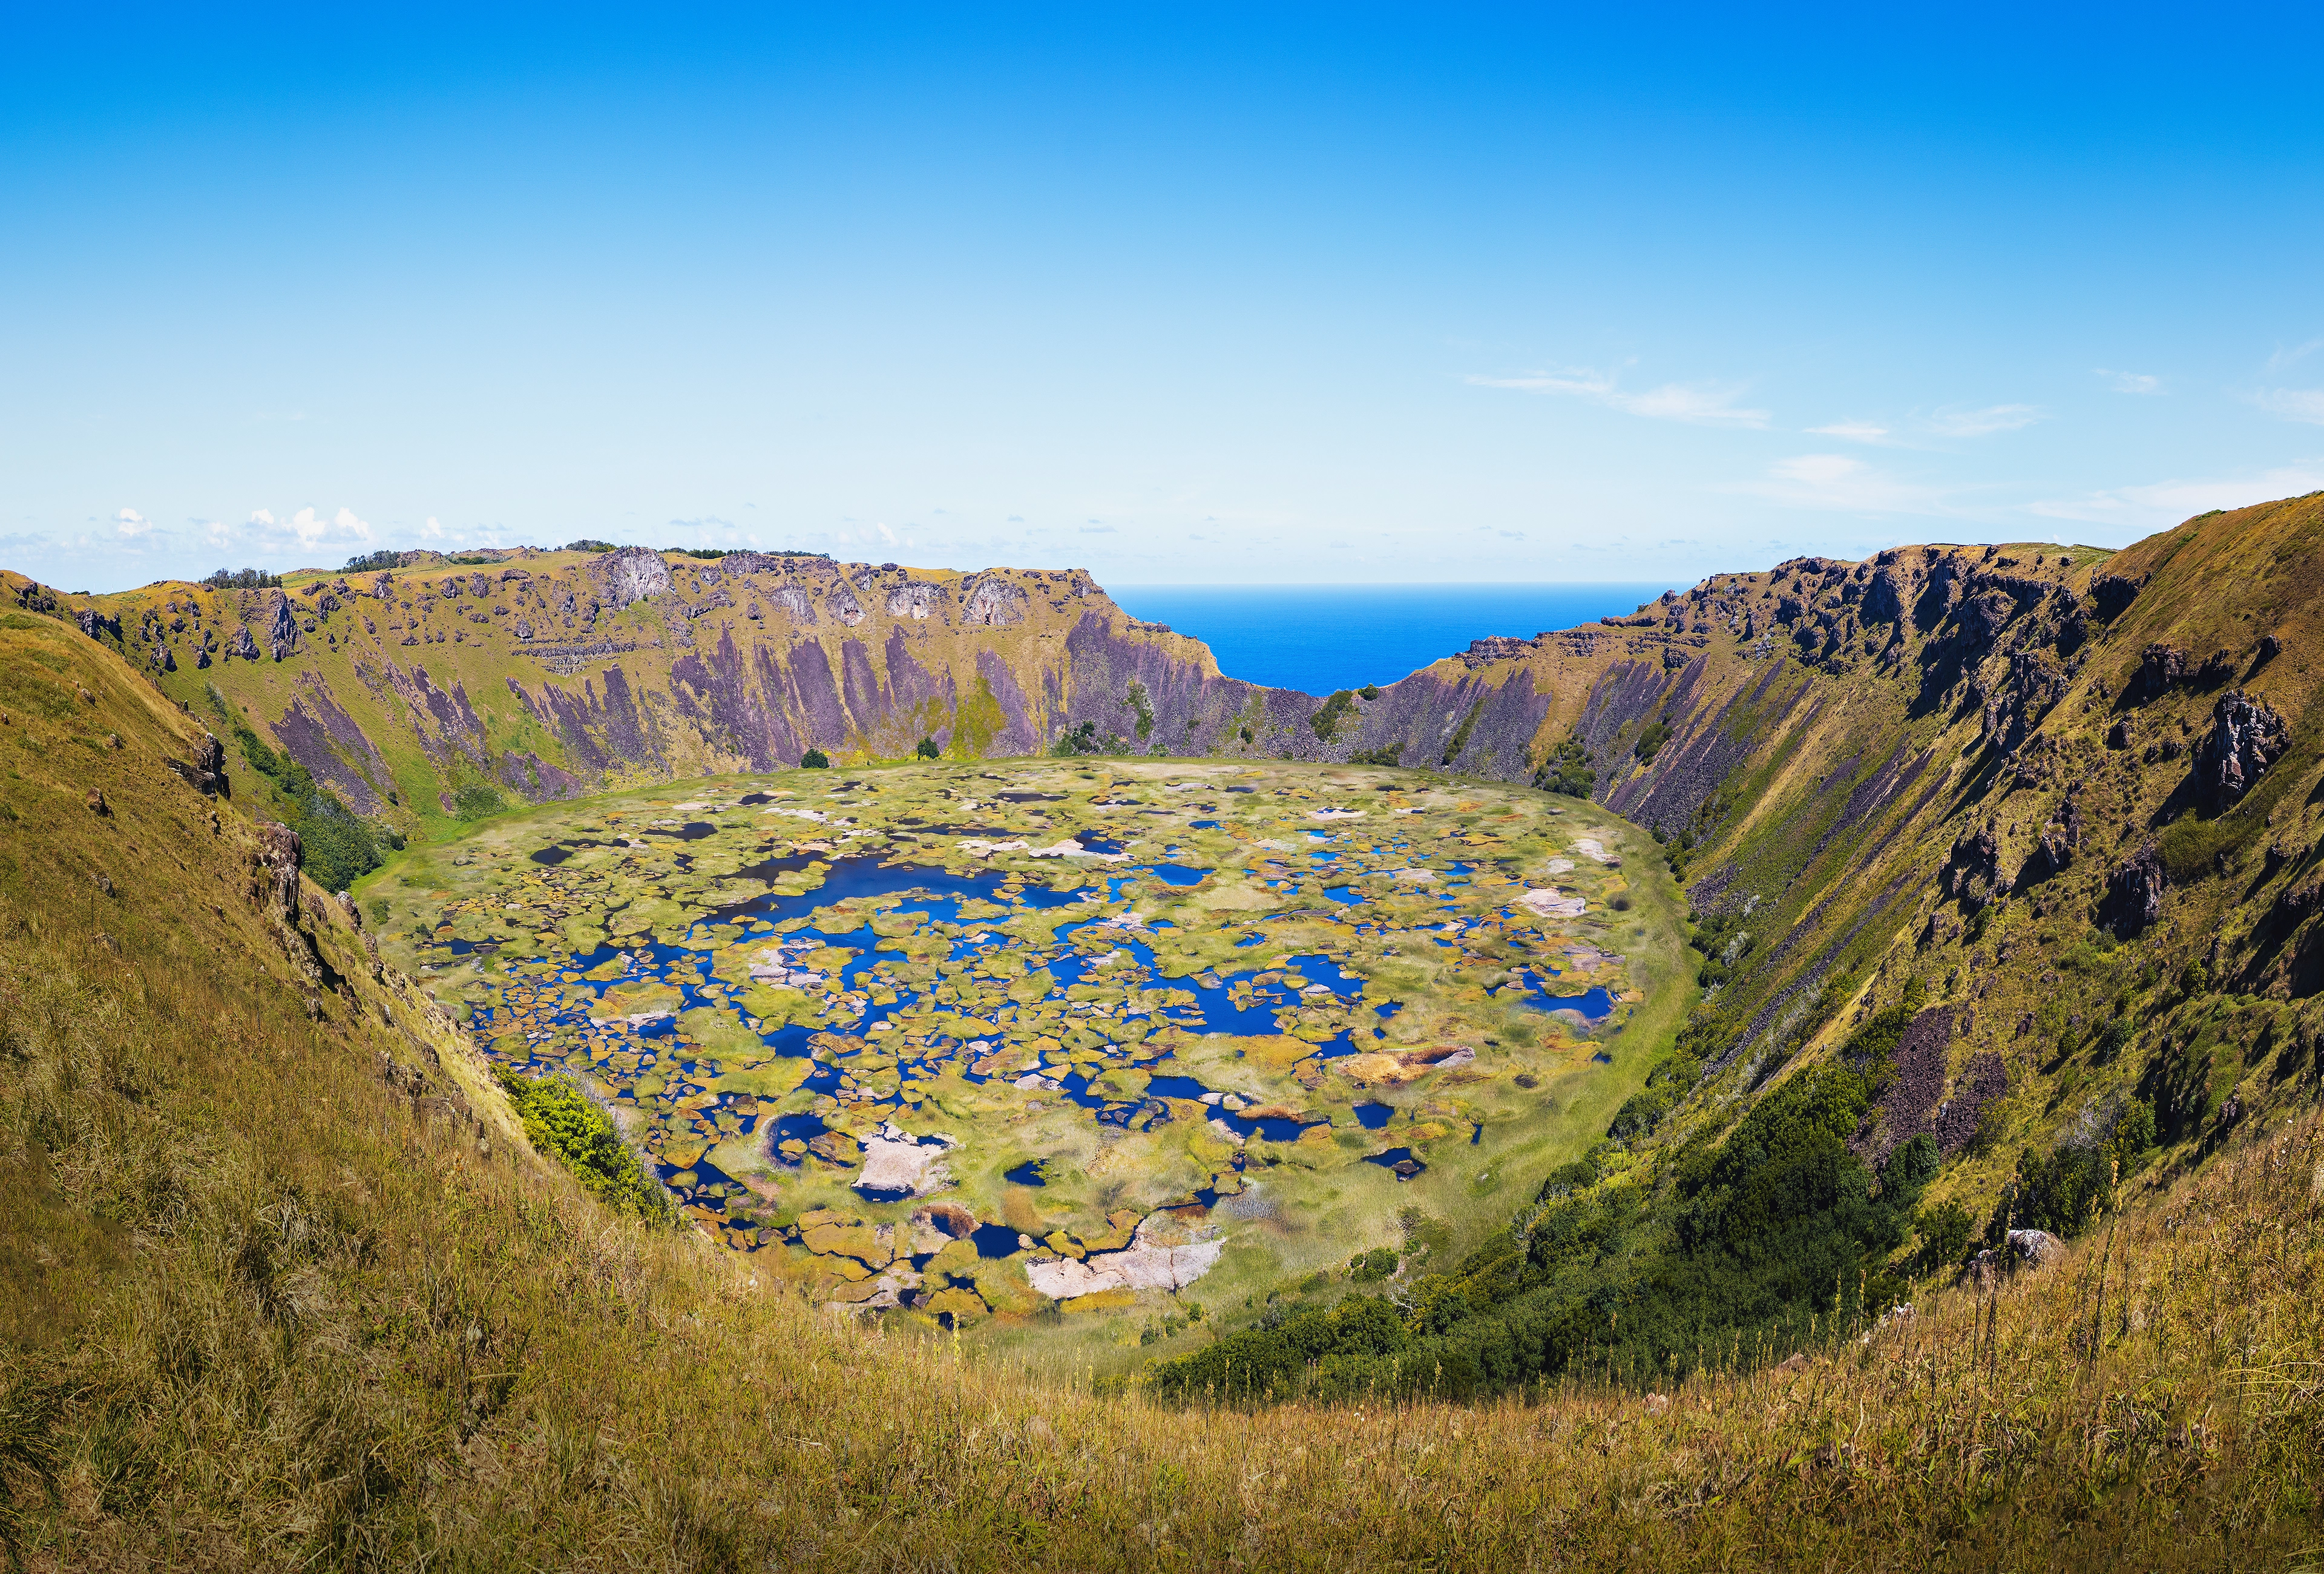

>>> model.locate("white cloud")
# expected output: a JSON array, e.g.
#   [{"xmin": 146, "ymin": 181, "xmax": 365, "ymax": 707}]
[
  {"xmin": 2254, "ymin": 388, "xmax": 2324, "ymax": 425},
  {"xmin": 421, "ymin": 516, "xmax": 445, "ymax": 539},
  {"xmin": 876, "ymin": 522, "xmax": 897, "ymax": 544},
  {"xmin": 114, "ymin": 507, "xmax": 151, "ymax": 539},
  {"xmin": 1805, "ymin": 420, "xmax": 1891, "ymax": 443},
  {"xmin": 2095, "ymin": 369, "xmax": 2163, "ymax": 395},
  {"xmin": 2028, "ymin": 466, "xmax": 2324, "ymax": 532},
  {"xmin": 226, "ymin": 505, "xmax": 375, "ymax": 553},
  {"xmin": 1727, "ymin": 453, "xmax": 1950, "ymax": 515},
  {"xmin": 289, "ymin": 506, "xmax": 371, "ymax": 548},
  {"xmin": 1925, "ymin": 404, "xmax": 2045, "ymax": 437},
  {"xmin": 1468, "ymin": 366, "xmax": 1770, "ymax": 428}
]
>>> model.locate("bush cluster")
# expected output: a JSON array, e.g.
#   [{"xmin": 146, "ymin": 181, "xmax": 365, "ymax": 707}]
[
  {"xmin": 1534, "ymin": 730, "xmax": 1594, "ymax": 797},
  {"xmin": 200, "ymin": 567, "xmax": 283, "ymax": 590},
  {"xmin": 494, "ymin": 1069, "xmax": 671, "ymax": 1219},
  {"xmin": 1149, "ymin": 999, "xmax": 1953, "ymax": 1404}
]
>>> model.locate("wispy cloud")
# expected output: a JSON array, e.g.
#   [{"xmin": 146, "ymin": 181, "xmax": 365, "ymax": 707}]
[
  {"xmin": 2029, "ymin": 464, "xmax": 2324, "ymax": 532},
  {"xmin": 2254, "ymin": 387, "xmax": 2324, "ymax": 425},
  {"xmin": 1805, "ymin": 420, "xmax": 1892, "ymax": 443},
  {"xmin": 2265, "ymin": 337, "xmax": 2324, "ymax": 374},
  {"xmin": 1925, "ymin": 403, "xmax": 2045, "ymax": 437},
  {"xmin": 2095, "ymin": 369, "xmax": 2163, "ymax": 395},
  {"xmin": 114, "ymin": 507, "xmax": 151, "ymax": 540},
  {"xmin": 1467, "ymin": 366, "xmax": 1770, "ymax": 428},
  {"xmin": 1728, "ymin": 453, "xmax": 1951, "ymax": 515}
]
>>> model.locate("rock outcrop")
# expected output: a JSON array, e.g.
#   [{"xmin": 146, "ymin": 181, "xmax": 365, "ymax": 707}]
[
  {"xmin": 590, "ymin": 546, "xmax": 674, "ymax": 610},
  {"xmin": 2196, "ymin": 690, "xmax": 2288, "ymax": 806},
  {"xmin": 2103, "ymin": 844, "xmax": 2168, "ymax": 937}
]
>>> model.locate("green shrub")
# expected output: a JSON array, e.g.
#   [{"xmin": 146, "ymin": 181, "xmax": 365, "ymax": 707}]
[
  {"xmin": 2158, "ymin": 812, "xmax": 2256, "ymax": 884},
  {"xmin": 801, "ymin": 749, "xmax": 830, "ymax": 769},
  {"xmin": 1440, "ymin": 700, "xmax": 1484, "ymax": 767},
  {"xmin": 1350, "ymin": 743, "xmax": 1404, "ymax": 766},
  {"xmin": 494, "ymin": 1069, "xmax": 671, "ymax": 1220},
  {"xmin": 1910, "ymin": 1199, "xmax": 1974, "ymax": 1277},
  {"xmin": 453, "ymin": 783, "xmax": 505, "ymax": 820},
  {"xmin": 1347, "ymin": 1247, "xmax": 1398, "ymax": 1283},
  {"xmin": 915, "ymin": 736, "xmax": 940, "ymax": 759},
  {"xmin": 1997, "ymin": 1139, "xmax": 2113, "ymax": 1240},
  {"xmin": 1633, "ymin": 717, "xmax": 1672, "ymax": 763},
  {"xmin": 1534, "ymin": 731, "xmax": 1595, "ymax": 797},
  {"xmin": 1308, "ymin": 690, "xmax": 1357, "ymax": 742}
]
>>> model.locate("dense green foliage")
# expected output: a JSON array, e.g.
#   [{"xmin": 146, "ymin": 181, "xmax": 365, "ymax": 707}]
[
  {"xmin": 1347, "ymin": 1247, "xmax": 1398, "ymax": 1283},
  {"xmin": 562, "ymin": 538, "xmax": 615, "ymax": 552},
  {"xmin": 1439, "ymin": 700, "xmax": 1484, "ymax": 766},
  {"xmin": 1350, "ymin": 743, "xmax": 1404, "ymax": 766},
  {"xmin": 1633, "ymin": 716, "xmax": 1672, "ymax": 763},
  {"xmin": 1151, "ymin": 994, "xmax": 1955, "ymax": 1403},
  {"xmin": 1534, "ymin": 731, "xmax": 1595, "ymax": 797},
  {"xmin": 494, "ymin": 1069, "xmax": 671, "ymax": 1219},
  {"xmin": 341, "ymin": 549, "xmax": 402, "ymax": 573},
  {"xmin": 802, "ymin": 749, "xmax": 831, "ymax": 769},
  {"xmin": 1308, "ymin": 690, "xmax": 1357, "ymax": 741},
  {"xmin": 199, "ymin": 567, "xmax": 282, "ymax": 590},
  {"xmin": 1994, "ymin": 1101, "xmax": 2155, "ymax": 1241},
  {"xmin": 220, "ymin": 709, "xmax": 386, "ymax": 894},
  {"xmin": 453, "ymin": 782, "xmax": 506, "ymax": 819},
  {"xmin": 916, "ymin": 736, "xmax": 942, "ymax": 759}
]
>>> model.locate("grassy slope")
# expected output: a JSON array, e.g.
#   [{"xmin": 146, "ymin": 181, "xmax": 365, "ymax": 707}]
[{"xmin": 3, "ymin": 564, "xmax": 2323, "ymax": 1567}]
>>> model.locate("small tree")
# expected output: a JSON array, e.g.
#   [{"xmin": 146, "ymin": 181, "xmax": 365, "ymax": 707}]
[
  {"xmin": 916, "ymin": 736, "xmax": 940, "ymax": 759},
  {"xmin": 801, "ymin": 748, "xmax": 830, "ymax": 769}
]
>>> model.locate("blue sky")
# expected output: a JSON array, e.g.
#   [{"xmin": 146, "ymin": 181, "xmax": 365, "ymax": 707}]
[{"xmin": 7, "ymin": 4, "xmax": 2323, "ymax": 591}]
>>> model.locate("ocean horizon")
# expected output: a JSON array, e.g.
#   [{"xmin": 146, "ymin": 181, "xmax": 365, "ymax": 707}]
[{"xmin": 1105, "ymin": 582, "xmax": 1682, "ymax": 696}]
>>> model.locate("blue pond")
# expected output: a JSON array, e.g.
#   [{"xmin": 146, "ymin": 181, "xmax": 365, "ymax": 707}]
[{"xmin": 971, "ymin": 1222, "xmax": 1025, "ymax": 1258}]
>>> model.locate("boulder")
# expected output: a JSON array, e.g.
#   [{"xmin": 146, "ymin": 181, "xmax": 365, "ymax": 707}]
[{"xmin": 1960, "ymin": 1229, "xmax": 2064, "ymax": 1290}]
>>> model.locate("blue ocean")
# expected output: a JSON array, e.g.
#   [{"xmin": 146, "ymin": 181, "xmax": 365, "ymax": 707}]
[{"xmin": 1105, "ymin": 583, "xmax": 1681, "ymax": 696}]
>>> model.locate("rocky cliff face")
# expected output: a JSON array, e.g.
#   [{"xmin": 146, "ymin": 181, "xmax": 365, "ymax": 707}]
[{"xmin": 17, "ymin": 498, "xmax": 2324, "ymax": 1070}]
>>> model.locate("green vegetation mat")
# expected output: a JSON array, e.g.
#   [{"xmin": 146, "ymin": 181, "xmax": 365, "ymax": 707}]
[{"xmin": 369, "ymin": 758, "xmax": 1689, "ymax": 1366}]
